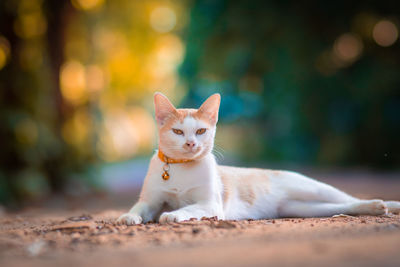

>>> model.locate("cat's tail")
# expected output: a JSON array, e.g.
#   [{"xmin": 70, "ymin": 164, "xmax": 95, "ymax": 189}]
[{"xmin": 385, "ymin": 201, "xmax": 400, "ymax": 214}]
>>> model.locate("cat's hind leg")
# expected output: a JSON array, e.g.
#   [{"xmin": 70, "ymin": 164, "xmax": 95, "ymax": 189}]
[
  {"xmin": 386, "ymin": 201, "xmax": 400, "ymax": 214},
  {"xmin": 277, "ymin": 172, "xmax": 358, "ymax": 204},
  {"xmin": 278, "ymin": 199, "xmax": 387, "ymax": 218}
]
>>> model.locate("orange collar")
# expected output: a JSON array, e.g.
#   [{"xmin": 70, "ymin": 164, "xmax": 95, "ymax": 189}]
[{"xmin": 157, "ymin": 150, "xmax": 194, "ymax": 164}]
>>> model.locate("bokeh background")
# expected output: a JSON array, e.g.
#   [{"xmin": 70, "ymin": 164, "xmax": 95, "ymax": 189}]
[{"xmin": 0, "ymin": 0, "xmax": 399, "ymax": 207}]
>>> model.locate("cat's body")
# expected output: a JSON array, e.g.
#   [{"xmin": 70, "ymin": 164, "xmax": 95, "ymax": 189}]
[{"xmin": 117, "ymin": 93, "xmax": 400, "ymax": 225}]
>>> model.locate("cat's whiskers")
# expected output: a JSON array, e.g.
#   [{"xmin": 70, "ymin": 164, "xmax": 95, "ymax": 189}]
[
  {"xmin": 212, "ymin": 149, "xmax": 224, "ymax": 161},
  {"xmin": 212, "ymin": 143, "xmax": 225, "ymax": 161}
]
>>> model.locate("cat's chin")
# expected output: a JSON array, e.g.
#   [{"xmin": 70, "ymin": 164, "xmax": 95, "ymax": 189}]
[
  {"xmin": 178, "ymin": 147, "xmax": 210, "ymax": 160},
  {"xmin": 182, "ymin": 150, "xmax": 202, "ymax": 159}
]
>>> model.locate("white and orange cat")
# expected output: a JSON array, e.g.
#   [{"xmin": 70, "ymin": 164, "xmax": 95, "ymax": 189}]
[{"xmin": 117, "ymin": 93, "xmax": 400, "ymax": 225}]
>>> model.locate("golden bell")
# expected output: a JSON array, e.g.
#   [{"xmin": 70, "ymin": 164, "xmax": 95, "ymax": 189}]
[{"xmin": 162, "ymin": 171, "xmax": 170, "ymax": 180}]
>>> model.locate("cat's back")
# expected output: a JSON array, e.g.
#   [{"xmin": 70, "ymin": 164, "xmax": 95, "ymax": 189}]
[
  {"xmin": 217, "ymin": 165, "xmax": 293, "ymax": 184},
  {"xmin": 217, "ymin": 165, "xmax": 271, "ymax": 182}
]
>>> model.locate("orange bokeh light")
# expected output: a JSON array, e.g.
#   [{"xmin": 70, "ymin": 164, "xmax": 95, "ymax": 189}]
[{"xmin": 373, "ymin": 20, "xmax": 398, "ymax": 47}]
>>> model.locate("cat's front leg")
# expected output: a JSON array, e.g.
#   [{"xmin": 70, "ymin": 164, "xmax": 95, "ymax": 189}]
[
  {"xmin": 117, "ymin": 212, "xmax": 143, "ymax": 225},
  {"xmin": 159, "ymin": 203, "xmax": 223, "ymax": 223},
  {"xmin": 117, "ymin": 200, "xmax": 160, "ymax": 225}
]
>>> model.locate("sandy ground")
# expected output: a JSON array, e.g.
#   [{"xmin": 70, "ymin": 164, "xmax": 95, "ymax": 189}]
[{"xmin": 1, "ymin": 174, "xmax": 400, "ymax": 267}]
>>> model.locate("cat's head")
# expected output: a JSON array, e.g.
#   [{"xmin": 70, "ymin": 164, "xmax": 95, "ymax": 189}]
[{"xmin": 154, "ymin": 92, "xmax": 220, "ymax": 160}]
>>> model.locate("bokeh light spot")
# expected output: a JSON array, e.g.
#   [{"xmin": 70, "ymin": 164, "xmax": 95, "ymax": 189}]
[
  {"xmin": 62, "ymin": 109, "xmax": 91, "ymax": 146},
  {"xmin": 155, "ymin": 34, "xmax": 184, "ymax": 65},
  {"xmin": 0, "ymin": 36, "xmax": 11, "ymax": 70},
  {"xmin": 71, "ymin": 0, "xmax": 105, "ymax": 11},
  {"xmin": 333, "ymin": 33, "xmax": 363, "ymax": 64},
  {"xmin": 86, "ymin": 65, "xmax": 106, "ymax": 93},
  {"xmin": 14, "ymin": 11, "xmax": 47, "ymax": 39},
  {"xmin": 373, "ymin": 20, "xmax": 398, "ymax": 47},
  {"xmin": 0, "ymin": 48, "xmax": 7, "ymax": 71},
  {"xmin": 150, "ymin": 6, "xmax": 177, "ymax": 33},
  {"xmin": 60, "ymin": 60, "xmax": 88, "ymax": 105},
  {"xmin": 151, "ymin": 34, "xmax": 184, "ymax": 77},
  {"xmin": 97, "ymin": 107, "xmax": 155, "ymax": 162}
]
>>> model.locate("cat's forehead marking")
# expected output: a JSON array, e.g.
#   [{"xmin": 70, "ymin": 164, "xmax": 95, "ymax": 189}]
[
  {"xmin": 182, "ymin": 116, "xmax": 198, "ymax": 128},
  {"xmin": 173, "ymin": 114, "xmax": 207, "ymax": 129},
  {"xmin": 175, "ymin": 109, "xmax": 198, "ymax": 123},
  {"xmin": 159, "ymin": 108, "xmax": 212, "ymax": 134},
  {"xmin": 174, "ymin": 108, "xmax": 210, "ymax": 125}
]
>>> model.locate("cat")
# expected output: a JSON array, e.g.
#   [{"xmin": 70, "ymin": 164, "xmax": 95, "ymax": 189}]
[{"xmin": 117, "ymin": 93, "xmax": 400, "ymax": 225}]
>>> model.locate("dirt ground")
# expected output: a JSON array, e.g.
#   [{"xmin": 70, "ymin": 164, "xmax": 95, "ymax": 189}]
[{"xmin": 1, "ymin": 174, "xmax": 400, "ymax": 267}]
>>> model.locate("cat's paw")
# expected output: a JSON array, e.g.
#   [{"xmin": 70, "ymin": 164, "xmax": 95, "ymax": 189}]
[
  {"xmin": 159, "ymin": 211, "xmax": 185, "ymax": 224},
  {"xmin": 356, "ymin": 199, "xmax": 387, "ymax": 215},
  {"xmin": 116, "ymin": 213, "xmax": 143, "ymax": 225}
]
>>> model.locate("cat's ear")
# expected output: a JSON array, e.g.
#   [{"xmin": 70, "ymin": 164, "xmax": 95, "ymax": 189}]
[
  {"xmin": 197, "ymin": 93, "xmax": 221, "ymax": 125},
  {"xmin": 154, "ymin": 92, "xmax": 176, "ymax": 126}
]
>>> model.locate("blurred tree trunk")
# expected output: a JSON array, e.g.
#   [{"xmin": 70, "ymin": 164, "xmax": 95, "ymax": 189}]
[
  {"xmin": 43, "ymin": 0, "xmax": 72, "ymax": 192},
  {"xmin": 45, "ymin": 0, "xmax": 76, "ymax": 124}
]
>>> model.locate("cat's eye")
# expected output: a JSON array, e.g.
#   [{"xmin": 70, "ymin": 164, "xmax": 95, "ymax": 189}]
[
  {"xmin": 172, "ymin": 128, "xmax": 184, "ymax": 135},
  {"xmin": 196, "ymin": 128, "xmax": 207, "ymax": 135}
]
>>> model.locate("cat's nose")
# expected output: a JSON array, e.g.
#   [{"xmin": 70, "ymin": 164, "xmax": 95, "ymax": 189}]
[{"xmin": 185, "ymin": 141, "xmax": 196, "ymax": 148}]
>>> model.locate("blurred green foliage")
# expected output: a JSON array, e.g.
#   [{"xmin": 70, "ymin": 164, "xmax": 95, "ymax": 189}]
[
  {"xmin": 0, "ymin": 0, "xmax": 399, "ymax": 206},
  {"xmin": 181, "ymin": 0, "xmax": 400, "ymax": 167}
]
